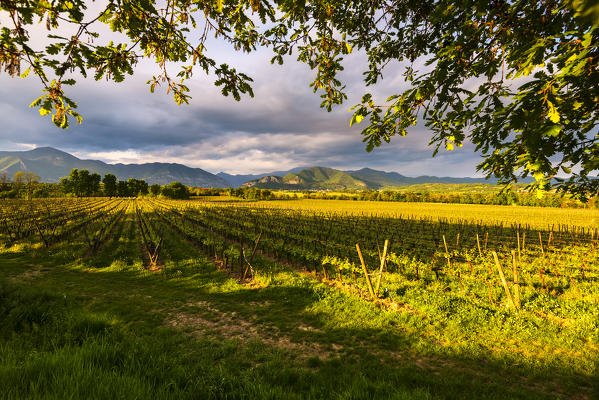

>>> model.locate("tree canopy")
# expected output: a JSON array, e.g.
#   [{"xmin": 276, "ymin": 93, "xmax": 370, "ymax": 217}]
[
  {"xmin": 13, "ymin": 170, "xmax": 40, "ymax": 200},
  {"xmin": 1, "ymin": 0, "xmax": 598, "ymax": 198}
]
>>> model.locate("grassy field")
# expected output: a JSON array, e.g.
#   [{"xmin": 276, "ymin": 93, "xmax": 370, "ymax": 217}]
[{"xmin": 1, "ymin": 198, "xmax": 598, "ymax": 399}]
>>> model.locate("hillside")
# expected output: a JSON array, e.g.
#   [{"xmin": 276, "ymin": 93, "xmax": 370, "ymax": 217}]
[
  {"xmin": 346, "ymin": 167, "xmax": 499, "ymax": 188},
  {"xmin": 217, "ymin": 167, "xmax": 308, "ymax": 187},
  {"xmin": 0, "ymin": 147, "xmax": 229, "ymax": 187},
  {"xmin": 284, "ymin": 167, "xmax": 367, "ymax": 189},
  {"xmin": 242, "ymin": 166, "xmax": 500, "ymax": 190},
  {"xmin": 242, "ymin": 167, "xmax": 368, "ymax": 190}
]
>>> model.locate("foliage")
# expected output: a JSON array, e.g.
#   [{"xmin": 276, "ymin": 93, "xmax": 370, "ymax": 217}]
[
  {"xmin": 102, "ymin": 173, "xmax": 117, "ymax": 197},
  {"xmin": 60, "ymin": 168, "xmax": 101, "ymax": 196},
  {"xmin": 59, "ymin": 168, "xmax": 149, "ymax": 197},
  {"xmin": 112, "ymin": 177, "xmax": 148, "ymax": 197},
  {"xmin": 150, "ymin": 183, "xmax": 161, "ymax": 196},
  {"xmin": 116, "ymin": 180, "xmax": 129, "ymax": 197},
  {"xmin": 1, "ymin": 1, "xmax": 597, "ymax": 198},
  {"xmin": 226, "ymin": 186, "xmax": 273, "ymax": 200},
  {"xmin": 161, "ymin": 181, "xmax": 189, "ymax": 199},
  {"xmin": 13, "ymin": 171, "xmax": 40, "ymax": 200},
  {"xmin": 294, "ymin": 187, "xmax": 596, "ymax": 208},
  {"xmin": 0, "ymin": 176, "xmax": 62, "ymax": 199},
  {"xmin": 0, "ymin": 171, "xmax": 10, "ymax": 188},
  {"xmin": 0, "ymin": 0, "xmax": 262, "ymax": 129},
  {"xmin": 127, "ymin": 178, "xmax": 149, "ymax": 196}
]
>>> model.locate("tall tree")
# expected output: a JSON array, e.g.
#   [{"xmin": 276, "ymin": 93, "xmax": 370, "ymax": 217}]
[
  {"xmin": 61, "ymin": 168, "xmax": 101, "ymax": 196},
  {"xmin": 0, "ymin": 172, "xmax": 11, "ymax": 191},
  {"xmin": 1, "ymin": 1, "xmax": 597, "ymax": 198},
  {"xmin": 116, "ymin": 180, "xmax": 130, "ymax": 197},
  {"xmin": 149, "ymin": 184, "xmax": 161, "ymax": 196},
  {"xmin": 88, "ymin": 173, "xmax": 102, "ymax": 196},
  {"xmin": 13, "ymin": 171, "xmax": 40, "ymax": 200},
  {"xmin": 161, "ymin": 182, "xmax": 189, "ymax": 199},
  {"xmin": 127, "ymin": 178, "xmax": 149, "ymax": 196},
  {"xmin": 66, "ymin": 169, "xmax": 83, "ymax": 196},
  {"xmin": 102, "ymin": 173, "xmax": 117, "ymax": 197},
  {"xmin": 76, "ymin": 169, "xmax": 90, "ymax": 197}
]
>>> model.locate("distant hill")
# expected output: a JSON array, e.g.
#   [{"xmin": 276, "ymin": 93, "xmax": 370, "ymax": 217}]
[
  {"xmin": 285, "ymin": 167, "xmax": 368, "ymax": 189},
  {"xmin": 0, "ymin": 147, "xmax": 229, "ymax": 187},
  {"xmin": 241, "ymin": 166, "xmax": 499, "ymax": 190},
  {"xmin": 242, "ymin": 167, "xmax": 368, "ymax": 190},
  {"xmin": 217, "ymin": 167, "xmax": 308, "ymax": 187},
  {"xmin": 346, "ymin": 167, "xmax": 500, "ymax": 188}
]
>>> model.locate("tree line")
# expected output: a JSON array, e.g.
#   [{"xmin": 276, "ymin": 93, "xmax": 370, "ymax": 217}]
[
  {"xmin": 303, "ymin": 190, "xmax": 599, "ymax": 209},
  {"xmin": 0, "ymin": 169, "xmax": 191, "ymax": 199},
  {"xmin": 0, "ymin": 171, "xmax": 45, "ymax": 200},
  {"xmin": 195, "ymin": 187, "xmax": 599, "ymax": 209}
]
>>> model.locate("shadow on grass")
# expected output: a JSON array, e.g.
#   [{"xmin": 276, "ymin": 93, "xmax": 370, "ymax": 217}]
[
  {"xmin": 1, "ymin": 211, "xmax": 597, "ymax": 400},
  {"xmin": 2, "ymin": 255, "xmax": 597, "ymax": 400}
]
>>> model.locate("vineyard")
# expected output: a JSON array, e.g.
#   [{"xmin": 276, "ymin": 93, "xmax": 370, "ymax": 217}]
[{"xmin": 1, "ymin": 198, "xmax": 598, "ymax": 399}]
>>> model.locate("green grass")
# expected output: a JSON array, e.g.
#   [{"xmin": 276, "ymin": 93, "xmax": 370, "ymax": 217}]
[{"xmin": 1, "ymin": 204, "xmax": 597, "ymax": 399}]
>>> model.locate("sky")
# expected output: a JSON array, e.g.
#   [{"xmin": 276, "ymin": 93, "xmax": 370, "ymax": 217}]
[{"xmin": 0, "ymin": 6, "xmax": 485, "ymax": 177}]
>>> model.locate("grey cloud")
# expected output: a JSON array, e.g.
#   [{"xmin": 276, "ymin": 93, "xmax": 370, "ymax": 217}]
[{"xmin": 0, "ymin": 35, "xmax": 483, "ymax": 177}]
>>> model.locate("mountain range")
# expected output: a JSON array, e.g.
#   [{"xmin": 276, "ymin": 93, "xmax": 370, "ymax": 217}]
[
  {"xmin": 0, "ymin": 147, "xmax": 500, "ymax": 189},
  {"xmin": 240, "ymin": 166, "xmax": 499, "ymax": 190},
  {"xmin": 0, "ymin": 147, "xmax": 229, "ymax": 187},
  {"xmin": 217, "ymin": 167, "xmax": 308, "ymax": 188}
]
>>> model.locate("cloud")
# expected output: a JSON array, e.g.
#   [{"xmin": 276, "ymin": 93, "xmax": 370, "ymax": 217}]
[{"xmin": 0, "ymin": 19, "xmax": 483, "ymax": 177}]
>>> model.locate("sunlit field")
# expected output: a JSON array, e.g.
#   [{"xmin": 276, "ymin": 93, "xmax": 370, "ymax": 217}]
[
  {"xmin": 220, "ymin": 198, "xmax": 599, "ymax": 230},
  {"xmin": 1, "ymin": 197, "xmax": 598, "ymax": 399}
]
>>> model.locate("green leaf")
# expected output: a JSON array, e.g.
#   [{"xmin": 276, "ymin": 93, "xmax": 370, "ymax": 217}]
[
  {"xmin": 544, "ymin": 124, "xmax": 562, "ymax": 137},
  {"xmin": 547, "ymin": 101, "xmax": 560, "ymax": 123},
  {"xmin": 535, "ymin": 189, "xmax": 544, "ymax": 199},
  {"xmin": 29, "ymin": 96, "xmax": 44, "ymax": 108},
  {"xmin": 350, "ymin": 113, "xmax": 364, "ymax": 127}
]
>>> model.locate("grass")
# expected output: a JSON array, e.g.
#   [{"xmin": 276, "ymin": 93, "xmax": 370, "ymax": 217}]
[{"xmin": 1, "ymin": 201, "xmax": 598, "ymax": 399}]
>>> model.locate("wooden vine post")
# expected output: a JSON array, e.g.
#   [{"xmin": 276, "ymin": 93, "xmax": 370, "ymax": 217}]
[
  {"xmin": 242, "ymin": 232, "xmax": 262, "ymax": 280},
  {"xmin": 538, "ymin": 232, "xmax": 545, "ymax": 256},
  {"xmin": 516, "ymin": 231, "xmax": 522, "ymax": 263},
  {"xmin": 511, "ymin": 250, "xmax": 521, "ymax": 309},
  {"xmin": 375, "ymin": 239, "xmax": 389, "ymax": 296},
  {"xmin": 442, "ymin": 235, "xmax": 451, "ymax": 270},
  {"xmin": 492, "ymin": 251, "xmax": 517, "ymax": 309},
  {"xmin": 356, "ymin": 243, "xmax": 376, "ymax": 299}
]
